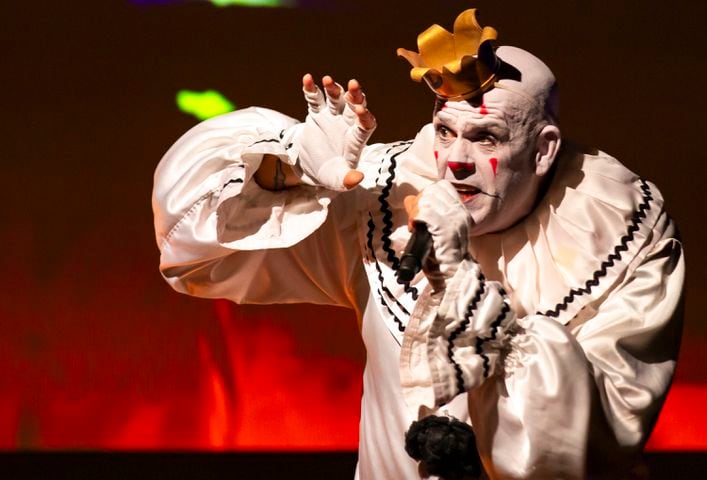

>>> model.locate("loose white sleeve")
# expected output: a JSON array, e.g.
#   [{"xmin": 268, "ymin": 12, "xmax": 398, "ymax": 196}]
[
  {"xmin": 152, "ymin": 107, "xmax": 365, "ymax": 309},
  {"xmin": 468, "ymin": 236, "xmax": 684, "ymax": 479}
]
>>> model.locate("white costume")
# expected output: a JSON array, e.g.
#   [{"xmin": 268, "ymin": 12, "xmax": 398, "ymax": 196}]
[{"xmin": 153, "ymin": 107, "xmax": 684, "ymax": 479}]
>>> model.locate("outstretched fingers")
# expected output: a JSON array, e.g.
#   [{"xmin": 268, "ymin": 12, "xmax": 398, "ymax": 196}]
[
  {"xmin": 346, "ymin": 79, "xmax": 366, "ymax": 107},
  {"xmin": 344, "ymin": 79, "xmax": 375, "ymax": 130},
  {"xmin": 302, "ymin": 73, "xmax": 325, "ymax": 113},
  {"xmin": 322, "ymin": 75, "xmax": 346, "ymax": 115},
  {"xmin": 302, "ymin": 73, "xmax": 316, "ymax": 92},
  {"xmin": 341, "ymin": 79, "xmax": 376, "ymax": 172},
  {"xmin": 352, "ymin": 103, "xmax": 376, "ymax": 130},
  {"xmin": 298, "ymin": 74, "xmax": 373, "ymax": 190}
]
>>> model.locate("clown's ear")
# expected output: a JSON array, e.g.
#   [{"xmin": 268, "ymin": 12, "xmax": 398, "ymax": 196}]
[{"xmin": 535, "ymin": 125, "xmax": 561, "ymax": 177}]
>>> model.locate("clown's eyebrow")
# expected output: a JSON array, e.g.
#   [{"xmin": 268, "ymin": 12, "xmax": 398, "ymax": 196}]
[
  {"xmin": 436, "ymin": 118, "xmax": 509, "ymax": 136},
  {"xmin": 435, "ymin": 109, "xmax": 507, "ymax": 127},
  {"xmin": 466, "ymin": 119, "xmax": 508, "ymax": 130}
]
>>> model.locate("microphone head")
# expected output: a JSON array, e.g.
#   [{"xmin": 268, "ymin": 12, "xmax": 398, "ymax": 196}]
[{"xmin": 396, "ymin": 222, "xmax": 433, "ymax": 284}]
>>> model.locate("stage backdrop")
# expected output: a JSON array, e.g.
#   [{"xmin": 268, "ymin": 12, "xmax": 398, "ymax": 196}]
[{"xmin": 1, "ymin": 0, "xmax": 705, "ymax": 450}]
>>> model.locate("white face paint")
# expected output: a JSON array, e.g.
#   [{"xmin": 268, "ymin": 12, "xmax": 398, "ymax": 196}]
[{"xmin": 433, "ymin": 88, "xmax": 544, "ymax": 236}]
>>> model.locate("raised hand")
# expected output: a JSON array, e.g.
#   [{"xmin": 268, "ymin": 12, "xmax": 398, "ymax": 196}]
[{"xmin": 294, "ymin": 74, "xmax": 377, "ymax": 191}]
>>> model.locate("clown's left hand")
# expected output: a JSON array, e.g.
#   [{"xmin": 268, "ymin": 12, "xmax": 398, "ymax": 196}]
[
  {"xmin": 404, "ymin": 180, "xmax": 473, "ymax": 291},
  {"xmin": 289, "ymin": 74, "xmax": 377, "ymax": 191}
]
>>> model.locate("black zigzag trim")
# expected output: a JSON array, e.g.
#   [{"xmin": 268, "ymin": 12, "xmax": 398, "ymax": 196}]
[
  {"xmin": 373, "ymin": 140, "xmax": 413, "ymax": 184},
  {"xmin": 367, "ymin": 215, "xmax": 406, "ymax": 332},
  {"xmin": 222, "ymin": 178, "xmax": 244, "ymax": 189},
  {"xmin": 487, "ymin": 287, "xmax": 508, "ymax": 341},
  {"xmin": 406, "ymin": 282, "xmax": 419, "ymax": 301},
  {"xmin": 537, "ymin": 180, "xmax": 653, "ymax": 318},
  {"xmin": 376, "ymin": 142, "xmax": 419, "ymax": 300},
  {"xmin": 249, "ymin": 138, "xmax": 280, "ymax": 147},
  {"xmin": 447, "ymin": 273, "xmax": 486, "ymax": 395},
  {"xmin": 378, "ymin": 289, "xmax": 405, "ymax": 333},
  {"xmin": 378, "ymin": 144, "xmax": 412, "ymax": 270},
  {"xmin": 277, "ymin": 130, "xmax": 293, "ymax": 149},
  {"xmin": 475, "ymin": 299, "xmax": 511, "ymax": 378}
]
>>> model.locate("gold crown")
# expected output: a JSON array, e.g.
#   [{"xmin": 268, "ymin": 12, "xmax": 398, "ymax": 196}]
[{"xmin": 397, "ymin": 9, "xmax": 500, "ymax": 101}]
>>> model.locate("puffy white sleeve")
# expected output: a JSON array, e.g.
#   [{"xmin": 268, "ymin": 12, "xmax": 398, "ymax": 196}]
[
  {"xmin": 152, "ymin": 107, "xmax": 364, "ymax": 308},
  {"xmin": 474, "ymin": 237, "xmax": 683, "ymax": 479},
  {"xmin": 401, "ymin": 232, "xmax": 684, "ymax": 478}
]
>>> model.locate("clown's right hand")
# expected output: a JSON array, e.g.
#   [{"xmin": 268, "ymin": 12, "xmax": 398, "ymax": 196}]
[{"xmin": 288, "ymin": 74, "xmax": 377, "ymax": 191}]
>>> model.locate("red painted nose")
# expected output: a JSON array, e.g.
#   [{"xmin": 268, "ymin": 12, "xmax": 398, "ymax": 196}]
[{"xmin": 447, "ymin": 161, "xmax": 475, "ymax": 180}]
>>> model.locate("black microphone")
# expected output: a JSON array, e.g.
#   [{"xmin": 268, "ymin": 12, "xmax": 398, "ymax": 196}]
[{"xmin": 397, "ymin": 222, "xmax": 433, "ymax": 284}]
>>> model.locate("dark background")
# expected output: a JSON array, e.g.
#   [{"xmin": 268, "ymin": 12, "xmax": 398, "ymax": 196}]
[{"xmin": 1, "ymin": 0, "xmax": 705, "ymax": 451}]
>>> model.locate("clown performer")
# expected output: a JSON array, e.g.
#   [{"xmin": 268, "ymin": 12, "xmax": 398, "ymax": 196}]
[{"xmin": 152, "ymin": 9, "xmax": 684, "ymax": 480}]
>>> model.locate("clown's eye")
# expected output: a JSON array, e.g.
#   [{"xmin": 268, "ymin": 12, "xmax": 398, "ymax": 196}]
[
  {"xmin": 436, "ymin": 125, "xmax": 455, "ymax": 141},
  {"xmin": 475, "ymin": 132, "xmax": 498, "ymax": 147}
]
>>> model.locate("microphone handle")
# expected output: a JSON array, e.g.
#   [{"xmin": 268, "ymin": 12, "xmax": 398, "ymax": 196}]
[{"xmin": 397, "ymin": 222, "xmax": 433, "ymax": 284}]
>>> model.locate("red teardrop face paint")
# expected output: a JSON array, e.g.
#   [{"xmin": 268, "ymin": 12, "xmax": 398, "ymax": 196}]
[
  {"xmin": 489, "ymin": 157, "xmax": 498, "ymax": 177},
  {"xmin": 434, "ymin": 150, "xmax": 438, "ymax": 160},
  {"xmin": 479, "ymin": 103, "xmax": 489, "ymax": 115}
]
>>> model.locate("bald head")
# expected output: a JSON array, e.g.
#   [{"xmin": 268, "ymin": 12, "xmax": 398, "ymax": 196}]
[
  {"xmin": 431, "ymin": 46, "xmax": 563, "ymax": 235},
  {"xmin": 494, "ymin": 46, "xmax": 559, "ymax": 126}
]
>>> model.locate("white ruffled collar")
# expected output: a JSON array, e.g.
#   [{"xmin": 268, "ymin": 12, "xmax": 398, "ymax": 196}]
[
  {"xmin": 469, "ymin": 143, "xmax": 664, "ymax": 323},
  {"xmin": 372, "ymin": 129, "xmax": 664, "ymax": 326}
]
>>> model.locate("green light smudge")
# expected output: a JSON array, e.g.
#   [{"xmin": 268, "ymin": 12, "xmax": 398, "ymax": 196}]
[{"xmin": 176, "ymin": 89, "xmax": 236, "ymax": 121}]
